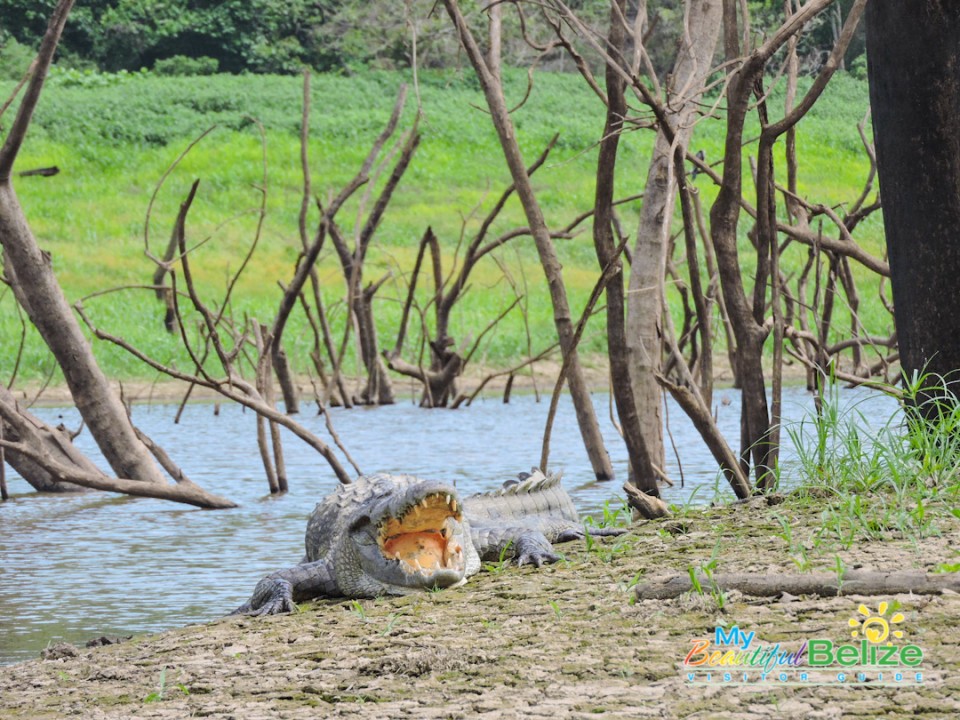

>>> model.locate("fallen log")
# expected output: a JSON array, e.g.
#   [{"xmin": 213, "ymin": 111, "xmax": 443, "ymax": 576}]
[
  {"xmin": 635, "ymin": 570, "xmax": 960, "ymax": 600},
  {"xmin": 622, "ymin": 482, "xmax": 671, "ymax": 519}
]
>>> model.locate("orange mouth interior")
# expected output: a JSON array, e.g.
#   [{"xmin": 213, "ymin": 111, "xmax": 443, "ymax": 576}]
[{"xmin": 378, "ymin": 493, "xmax": 463, "ymax": 573}]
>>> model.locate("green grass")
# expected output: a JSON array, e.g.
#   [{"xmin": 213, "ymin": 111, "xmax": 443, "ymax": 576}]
[
  {"xmin": 0, "ymin": 68, "xmax": 880, "ymax": 384},
  {"xmin": 781, "ymin": 373, "xmax": 960, "ymax": 547}
]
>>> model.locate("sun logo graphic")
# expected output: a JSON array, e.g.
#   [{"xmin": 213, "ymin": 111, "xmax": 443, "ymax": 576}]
[{"xmin": 848, "ymin": 601, "xmax": 906, "ymax": 644}]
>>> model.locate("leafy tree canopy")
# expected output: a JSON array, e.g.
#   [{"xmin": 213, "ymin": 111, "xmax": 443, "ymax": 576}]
[{"xmin": 0, "ymin": 0, "xmax": 865, "ymax": 76}]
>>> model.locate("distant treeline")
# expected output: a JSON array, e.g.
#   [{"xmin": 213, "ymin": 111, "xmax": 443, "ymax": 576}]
[{"xmin": 0, "ymin": 0, "xmax": 865, "ymax": 77}]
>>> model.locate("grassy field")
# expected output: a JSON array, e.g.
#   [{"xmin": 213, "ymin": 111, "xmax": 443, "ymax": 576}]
[{"xmin": 0, "ymin": 68, "xmax": 882, "ymax": 385}]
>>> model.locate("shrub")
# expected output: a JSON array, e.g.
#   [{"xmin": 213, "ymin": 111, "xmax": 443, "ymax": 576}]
[
  {"xmin": 153, "ymin": 56, "xmax": 220, "ymax": 77},
  {"xmin": 0, "ymin": 37, "xmax": 35, "ymax": 81}
]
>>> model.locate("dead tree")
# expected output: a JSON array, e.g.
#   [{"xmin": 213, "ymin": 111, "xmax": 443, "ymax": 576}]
[
  {"xmin": 327, "ymin": 86, "xmax": 419, "ymax": 406},
  {"xmin": 442, "ymin": 0, "xmax": 616, "ymax": 481},
  {"xmin": 588, "ymin": 0, "xmax": 671, "ymax": 516},
  {"xmin": 624, "ymin": 0, "xmax": 723, "ymax": 493},
  {"xmin": 0, "ymin": 385, "xmax": 93, "ymax": 493},
  {"xmin": 386, "ymin": 136, "xmax": 610, "ymax": 408},
  {"xmin": 78, "ymin": 76, "xmax": 428, "ymax": 490},
  {"xmin": 293, "ymin": 70, "xmax": 350, "ymax": 409},
  {"xmin": 0, "ymin": 0, "xmax": 234, "ymax": 509},
  {"xmin": 708, "ymin": 0, "xmax": 866, "ymax": 488},
  {"xmin": 532, "ymin": 0, "xmax": 886, "ymax": 511}
]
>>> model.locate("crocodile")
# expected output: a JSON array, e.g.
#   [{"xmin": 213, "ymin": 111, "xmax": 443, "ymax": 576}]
[{"xmin": 233, "ymin": 469, "xmax": 625, "ymax": 615}]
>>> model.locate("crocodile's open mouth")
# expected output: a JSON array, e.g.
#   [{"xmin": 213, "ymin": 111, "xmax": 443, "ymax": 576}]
[{"xmin": 377, "ymin": 493, "xmax": 464, "ymax": 576}]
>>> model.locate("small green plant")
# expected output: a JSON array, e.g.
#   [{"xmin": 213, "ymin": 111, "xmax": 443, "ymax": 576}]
[
  {"xmin": 790, "ymin": 544, "xmax": 812, "ymax": 572},
  {"xmin": 774, "ymin": 515, "xmax": 793, "ymax": 546},
  {"xmin": 582, "ymin": 526, "xmax": 596, "ymax": 554},
  {"xmin": 548, "ymin": 600, "xmax": 563, "ymax": 619},
  {"xmin": 618, "ymin": 569, "xmax": 645, "ymax": 595},
  {"xmin": 144, "ymin": 666, "xmax": 167, "ymax": 704},
  {"xmin": 483, "ymin": 541, "xmax": 513, "ymax": 574},
  {"xmin": 935, "ymin": 550, "xmax": 960, "ymax": 573},
  {"xmin": 584, "ymin": 497, "xmax": 631, "ymax": 529},
  {"xmin": 833, "ymin": 554, "xmax": 847, "ymax": 594},
  {"xmin": 348, "ymin": 599, "xmax": 368, "ymax": 621},
  {"xmin": 701, "ymin": 543, "xmax": 727, "ymax": 612},
  {"xmin": 381, "ymin": 613, "xmax": 403, "ymax": 636}
]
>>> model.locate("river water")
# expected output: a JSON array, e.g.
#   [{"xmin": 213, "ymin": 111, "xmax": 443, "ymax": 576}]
[{"xmin": 0, "ymin": 386, "xmax": 898, "ymax": 665}]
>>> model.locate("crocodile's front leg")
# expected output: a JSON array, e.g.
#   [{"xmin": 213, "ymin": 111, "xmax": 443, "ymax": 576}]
[{"xmin": 231, "ymin": 559, "xmax": 339, "ymax": 616}]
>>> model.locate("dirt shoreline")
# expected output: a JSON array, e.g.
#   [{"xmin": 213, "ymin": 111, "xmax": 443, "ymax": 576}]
[
  {"xmin": 11, "ymin": 354, "xmax": 812, "ymax": 407},
  {"xmin": 3, "ymin": 499, "xmax": 958, "ymax": 719}
]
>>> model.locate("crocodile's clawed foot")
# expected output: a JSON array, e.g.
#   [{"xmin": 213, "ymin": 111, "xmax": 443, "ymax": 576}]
[
  {"xmin": 514, "ymin": 533, "xmax": 561, "ymax": 568},
  {"xmin": 236, "ymin": 597, "xmax": 297, "ymax": 616},
  {"xmin": 516, "ymin": 548, "xmax": 561, "ymax": 567},
  {"xmin": 230, "ymin": 578, "xmax": 296, "ymax": 617}
]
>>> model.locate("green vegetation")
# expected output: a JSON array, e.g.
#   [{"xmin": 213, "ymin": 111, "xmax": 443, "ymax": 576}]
[
  {"xmin": 0, "ymin": 1, "xmax": 865, "ymax": 76},
  {"xmin": 776, "ymin": 373, "xmax": 960, "ymax": 549},
  {"xmin": 0, "ymin": 68, "xmax": 879, "ymax": 385}
]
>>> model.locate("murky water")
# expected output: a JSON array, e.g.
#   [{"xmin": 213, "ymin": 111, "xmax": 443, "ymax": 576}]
[{"xmin": 0, "ymin": 386, "xmax": 898, "ymax": 664}]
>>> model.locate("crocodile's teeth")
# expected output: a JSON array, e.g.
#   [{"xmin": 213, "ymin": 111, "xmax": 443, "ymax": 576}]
[{"xmin": 451, "ymin": 499, "xmax": 458, "ymax": 513}]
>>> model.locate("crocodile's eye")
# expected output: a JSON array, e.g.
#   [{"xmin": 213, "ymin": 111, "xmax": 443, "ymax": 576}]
[{"xmin": 349, "ymin": 515, "xmax": 372, "ymax": 533}]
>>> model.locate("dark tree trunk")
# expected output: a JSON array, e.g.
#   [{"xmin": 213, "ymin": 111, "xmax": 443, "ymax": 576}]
[
  {"xmin": 595, "ymin": 0, "xmax": 662, "ymax": 500},
  {"xmin": 867, "ymin": 2, "xmax": 960, "ymax": 386},
  {"xmin": 442, "ymin": 0, "xmax": 615, "ymax": 480},
  {"xmin": 357, "ymin": 285, "xmax": 395, "ymax": 405}
]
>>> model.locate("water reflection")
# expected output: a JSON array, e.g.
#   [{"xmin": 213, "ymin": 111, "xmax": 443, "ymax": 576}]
[{"xmin": 0, "ymin": 387, "xmax": 898, "ymax": 664}]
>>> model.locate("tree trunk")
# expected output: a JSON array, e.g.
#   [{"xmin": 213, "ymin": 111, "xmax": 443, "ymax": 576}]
[
  {"xmin": 1, "ymin": 164, "xmax": 167, "ymax": 489},
  {"xmin": 626, "ymin": 0, "xmax": 723, "ymax": 488},
  {"xmin": 443, "ymin": 0, "xmax": 614, "ymax": 480},
  {"xmin": 358, "ymin": 284, "xmax": 395, "ymax": 405},
  {"xmin": 866, "ymin": 2, "xmax": 960, "ymax": 389},
  {"xmin": 595, "ymin": 0, "xmax": 661, "ymax": 499},
  {"xmin": 709, "ymin": 3, "xmax": 773, "ymax": 483}
]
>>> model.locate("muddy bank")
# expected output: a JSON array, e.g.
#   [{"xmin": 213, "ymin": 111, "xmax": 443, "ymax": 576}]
[{"xmin": 3, "ymin": 500, "xmax": 958, "ymax": 719}]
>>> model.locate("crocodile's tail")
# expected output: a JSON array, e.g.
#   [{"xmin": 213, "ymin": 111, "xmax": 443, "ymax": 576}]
[{"xmin": 463, "ymin": 468, "xmax": 579, "ymax": 524}]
